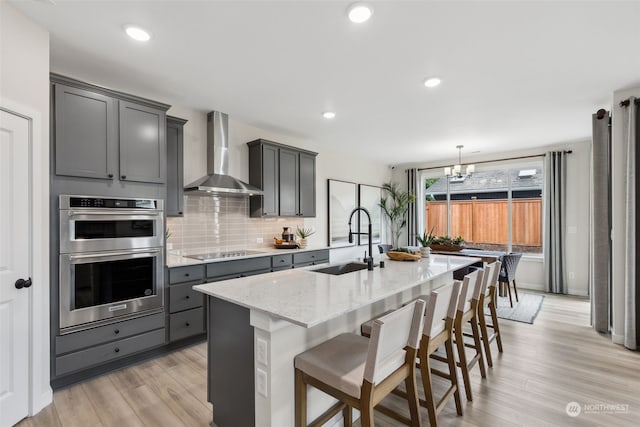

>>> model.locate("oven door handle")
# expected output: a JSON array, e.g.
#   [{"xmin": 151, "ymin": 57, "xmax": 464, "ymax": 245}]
[
  {"xmin": 66, "ymin": 209, "xmax": 163, "ymax": 217},
  {"xmin": 68, "ymin": 249, "xmax": 161, "ymax": 260}
]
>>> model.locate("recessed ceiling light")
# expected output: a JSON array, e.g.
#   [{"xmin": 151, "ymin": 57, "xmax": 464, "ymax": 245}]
[
  {"xmin": 322, "ymin": 111, "xmax": 336, "ymax": 119},
  {"xmin": 423, "ymin": 77, "xmax": 442, "ymax": 88},
  {"xmin": 125, "ymin": 26, "xmax": 151, "ymax": 42},
  {"xmin": 347, "ymin": 3, "xmax": 374, "ymax": 23}
]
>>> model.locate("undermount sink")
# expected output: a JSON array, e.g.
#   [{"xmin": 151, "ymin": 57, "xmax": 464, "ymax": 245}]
[{"xmin": 310, "ymin": 262, "xmax": 370, "ymax": 275}]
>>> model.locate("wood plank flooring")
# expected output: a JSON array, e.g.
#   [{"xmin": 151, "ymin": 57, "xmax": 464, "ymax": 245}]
[{"xmin": 18, "ymin": 294, "xmax": 640, "ymax": 426}]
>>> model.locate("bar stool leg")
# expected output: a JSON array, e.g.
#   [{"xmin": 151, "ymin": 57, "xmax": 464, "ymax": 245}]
[
  {"xmin": 360, "ymin": 382, "xmax": 375, "ymax": 427},
  {"xmin": 405, "ymin": 368, "xmax": 421, "ymax": 426},
  {"xmin": 512, "ymin": 279, "xmax": 519, "ymax": 303},
  {"xmin": 489, "ymin": 297, "xmax": 504, "ymax": 353},
  {"xmin": 478, "ymin": 307, "xmax": 493, "ymax": 367},
  {"xmin": 445, "ymin": 337, "xmax": 463, "ymax": 415},
  {"xmin": 507, "ymin": 282, "xmax": 513, "ymax": 307},
  {"xmin": 419, "ymin": 346, "xmax": 438, "ymax": 427},
  {"xmin": 469, "ymin": 317, "xmax": 486, "ymax": 378},
  {"xmin": 295, "ymin": 369, "xmax": 307, "ymax": 427},
  {"xmin": 342, "ymin": 406, "xmax": 352, "ymax": 427},
  {"xmin": 455, "ymin": 319, "xmax": 473, "ymax": 401}
]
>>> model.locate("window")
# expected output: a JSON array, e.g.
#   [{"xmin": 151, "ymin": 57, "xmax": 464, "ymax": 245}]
[{"xmin": 420, "ymin": 162, "xmax": 543, "ymax": 254}]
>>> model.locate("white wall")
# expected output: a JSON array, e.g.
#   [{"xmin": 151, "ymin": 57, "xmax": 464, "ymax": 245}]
[
  {"xmin": 390, "ymin": 140, "xmax": 592, "ymax": 296},
  {"xmin": 0, "ymin": 1, "xmax": 52, "ymax": 414},
  {"xmin": 611, "ymin": 85, "xmax": 640, "ymax": 344}
]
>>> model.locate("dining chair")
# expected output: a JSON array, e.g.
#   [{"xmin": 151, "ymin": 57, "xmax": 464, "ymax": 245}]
[
  {"xmin": 295, "ymin": 299, "xmax": 426, "ymax": 427},
  {"xmin": 478, "ymin": 261, "xmax": 502, "ymax": 367},
  {"xmin": 378, "ymin": 244, "xmax": 393, "ymax": 254},
  {"xmin": 499, "ymin": 253, "xmax": 523, "ymax": 307}
]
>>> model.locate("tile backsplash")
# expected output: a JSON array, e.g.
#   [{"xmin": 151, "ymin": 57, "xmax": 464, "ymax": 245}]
[{"xmin": 166, "ymin": 195, "xmax": 304, "ymax": 255}]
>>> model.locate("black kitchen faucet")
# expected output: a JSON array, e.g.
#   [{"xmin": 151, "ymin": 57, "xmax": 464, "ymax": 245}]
[{"xmin": 347, "ymin": 207, "xmax": 374, "ymax": 271}]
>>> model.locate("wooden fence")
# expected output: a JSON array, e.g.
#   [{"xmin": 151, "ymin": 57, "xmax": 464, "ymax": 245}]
[{"xmin": 425, "ymin": 198, "xmax": 542, "ymax": 247}]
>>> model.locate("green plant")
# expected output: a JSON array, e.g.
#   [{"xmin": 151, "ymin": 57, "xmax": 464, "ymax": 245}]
[
  {"xmin": 378, "ymin": 182, "xmax": 416, "ymax": 249},
  {"xmin": 432, "ymin": 235, "xmax": 465, "ymax": 246},
  {"xmin": 296, "ymin": 226, "xmax": 316, "ymax": 239},
  {"xmin": 165, "ymin": 227, "xmax": 172, "ymax": 240},
  {"xmin": 416, "ymin": 228, "xmax": 436, "ymax": 247}
]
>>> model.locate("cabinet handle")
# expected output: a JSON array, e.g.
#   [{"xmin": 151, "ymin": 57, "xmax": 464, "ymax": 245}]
[
  {"xmin": 185, "ymin": 295, "xmax": 190, "ymax": 299},
  {"xmin": 186, "ymin": 322, "xmax": 190, "ymax": 327},
  {"xmin": 185, "ymin": 273, "xmax": 190, "ymax": 277},
  {"xmin": 178, "ymin": 211, "xmax": 183, "ymax": 215},
  {"xmin": 114, "ymin": 348, "xmax": 120, "ymax": 353},
  {"xmin": 114, "ymin": 329, "xmax": 120, "ymax": 335},
  {"xmin": 280, "ymin": 259, "xmax": 285, "ymax": 263},
  {"xmin": 121, "ymin": 175, "xmax": 126, "ymax": 179},
  {"xmin": 108, "ymin": 173, "xmax": 114, "ymax": 179}
]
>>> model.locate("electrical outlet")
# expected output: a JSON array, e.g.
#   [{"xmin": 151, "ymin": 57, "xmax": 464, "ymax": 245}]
[
  {"xmin": 256, "ymin": 368, "xmax": 268, "ymax": 397},
  {"xmin": 256, "ymin": 338, "xmax": 268, "ymax": 365},
  {"xmin": 569, "ymin": 271, "xmax": 575, "ymax": 280},
  {"xmin": 256, "ymin": 237, "xmax": 264, "ymax": 244}
]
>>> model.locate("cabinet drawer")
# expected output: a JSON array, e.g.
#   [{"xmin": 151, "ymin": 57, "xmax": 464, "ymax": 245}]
[
  {"xmin": 55, "ymin": 328, "xmax": 165, "ymax": 376},
  {"xmin": 55, "ymin": 312, "xmax": 165, "ymax": 355},
  {"xmin": 293, "ymin": 250, "xmax": 329, "ymax": 266},
  {"xmin": 271, "ymin": 254, "xmax": 292, "ymax": 269},
  {"xmin": 170, "ymin": 308, "xmax": 205, "ymax": 342},
  {"xmin": 169, "ymin": 283, "xmax": 203, "ymax": 313},
  {"xmin": 206, "ymin": 257, "xmax": 271, "ymax": 279},
  {"xmin": 169, "ymin": 264, "xmax": 204, "ymax": 285}
]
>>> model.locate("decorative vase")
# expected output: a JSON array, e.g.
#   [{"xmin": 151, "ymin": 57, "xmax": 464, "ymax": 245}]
[
  {"xmin": 299, "ymin": 238, "xmax": 307, "ymax": 249},
  {"xmin": 420, "ymin": 246, "xmax": 431, "ymax": 258}
]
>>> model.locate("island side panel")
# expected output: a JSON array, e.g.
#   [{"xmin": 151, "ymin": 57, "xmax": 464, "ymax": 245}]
[
  {"xmin": 251, "ymin": 272, "xmax": 450, "ymax": 427},
  {"xmin": 209, "ymin": 297, "xmax": 255, "ymax": 427}
]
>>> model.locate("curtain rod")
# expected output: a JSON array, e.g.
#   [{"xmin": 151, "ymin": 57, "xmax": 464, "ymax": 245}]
[
  {"xmin": 619, "ymin": 98, "xmax": 640, "ymax": 107},
  {"xmin": 416, "ymin": 150, "xmax": 572, "ymax": 172}
]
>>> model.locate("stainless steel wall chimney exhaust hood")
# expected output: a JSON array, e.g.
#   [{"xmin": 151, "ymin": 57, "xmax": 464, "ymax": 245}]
[{"xmin": 184, "ymin": 111, "xmax": 263, "ymax": 196}]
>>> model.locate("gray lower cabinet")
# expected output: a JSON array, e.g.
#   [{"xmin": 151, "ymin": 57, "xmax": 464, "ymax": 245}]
[
  {"xmin": 51, "ymin": 74, "xmax": 170, "ymax": 184},
  {"xmin": 293, "ymin": 249, "xmax": 329, "ymax": 267},
  {"xmin": 206, "ymin": 257, "xmax": 272, "ymax": 280},
  {"xmin": 166, "ymin": 116, "xmax": 187, "ymax": 217},
  {"xmin": 54, "ymin": 312, "xmax": 166, "ymax": 377},
  {"xmin": 271, "ymin": 253, "xmax": 293, "ymax": 271},
  {"xmin": 247, "ymin": 139, "xmax": 318, "ymax": 218},
  {"xmin": 168, "ymin": 265, "xmax": 206, "ymax": 342}
]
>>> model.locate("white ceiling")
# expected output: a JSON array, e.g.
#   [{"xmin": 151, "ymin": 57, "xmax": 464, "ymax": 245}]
[{"xmin": 10, "ymin": 0, "xmax": 640, "ymax": 165}]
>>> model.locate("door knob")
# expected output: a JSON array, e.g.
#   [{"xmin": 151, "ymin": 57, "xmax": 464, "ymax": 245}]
[{"xmin": 15, "ymin": 277, "xmax": 32, "ymax": 289}]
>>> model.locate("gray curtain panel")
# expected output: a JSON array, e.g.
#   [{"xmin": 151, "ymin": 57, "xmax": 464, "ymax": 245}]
[
  {"xmin": 406, "ymin": 168, "xmax": 418, "ymax": 246},
  {"xmin": 622, "ymin": 97, "xmax": 638, "ymax": 350},
  {"xmin": 590, "ymin": 110, "xmax": 611, "ymax": 333},
  {"xmin": 544, "ymin": 151, "xmax": 568, "ymax": 294}
]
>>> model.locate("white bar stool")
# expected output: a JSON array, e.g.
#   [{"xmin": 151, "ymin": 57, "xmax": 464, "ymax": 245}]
[{"xmin": 294, "ymin": 299, "xmax": 426, "ymax": 427}]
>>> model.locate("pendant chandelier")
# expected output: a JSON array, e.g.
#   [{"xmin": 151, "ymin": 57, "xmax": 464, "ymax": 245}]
[{"xmin": 444, "ymin": 145, "xmax": 475, "ymax": 178}]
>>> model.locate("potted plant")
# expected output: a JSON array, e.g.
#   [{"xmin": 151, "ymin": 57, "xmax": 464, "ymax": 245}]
[
  {"xmin": 378, "ymin": 182, "xmax": 416, "ymax": 249},
  {"xmin": 296, "ymin": 226, "xmax": 316, "ymax": 249},
  {"xmin": 416, "ymin": 228, "xmax": 436, "ymax": 257},
  {"xmin": 430, "ymin": 235, "xmax": 466, "ymax": 252}
]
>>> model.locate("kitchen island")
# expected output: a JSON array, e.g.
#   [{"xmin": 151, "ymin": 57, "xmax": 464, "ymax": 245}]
[{"xmin": 193, "ymin": 254, "xmax": 478, "ymax": 427}]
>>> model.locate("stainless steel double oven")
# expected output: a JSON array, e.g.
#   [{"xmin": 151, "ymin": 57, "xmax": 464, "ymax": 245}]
[{"xmin": 59, "ymin": 195, "xmax": 164, "ymax": 333}]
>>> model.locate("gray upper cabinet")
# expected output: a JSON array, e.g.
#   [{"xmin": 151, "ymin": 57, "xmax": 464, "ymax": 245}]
[
  {"xmin": 51, "ymin": 74, "xmax": 170, "ymax": 185},
  {"xmin": 119, "ymin": 101, "xmax": 166, "ymax": 183},
  {"xmin": 54, "ymin": 84, "xmax": 117, "ymax": 179},
  {"xmin": 298, "ymin": 151, "xmax": 316, "ymax": 217},
  {"xmin": 278, "ymin": 148, "xmax": 299, "ymax": 217},
  {"xmin": 247, "ymin": 139, "xmax": 317, "ymax": 218},
  {"xmin": 166, "ymin": 116, "xmax": 187, "ymax": 217},
  {"xmin": 248, "ymin": 141, "xmax": 279, "ymax": 217}
]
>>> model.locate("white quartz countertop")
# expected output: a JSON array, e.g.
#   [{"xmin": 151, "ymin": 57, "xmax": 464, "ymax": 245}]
[
  {"xmin": 166, "ymin": 245, "xmax": 330, "ymax": 268},
  {"xmin": 193, "ymin": 254, "xmax": 478, "ymax": 328}
]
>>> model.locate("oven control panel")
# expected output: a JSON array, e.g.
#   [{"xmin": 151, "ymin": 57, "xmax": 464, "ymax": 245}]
[{"xmin": 68, "ymin": 196, "xmax": 157, "ymax": 209}]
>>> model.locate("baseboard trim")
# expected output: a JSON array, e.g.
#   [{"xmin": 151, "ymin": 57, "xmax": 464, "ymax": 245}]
[{"xmin": 611, "ymin": 332, "xmax": 625, "ymax": 345}]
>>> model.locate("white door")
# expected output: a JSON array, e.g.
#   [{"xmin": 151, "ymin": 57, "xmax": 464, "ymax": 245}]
[{"xmin": 0, "ymin": 110, "xmax": 30, "ymax": 427}]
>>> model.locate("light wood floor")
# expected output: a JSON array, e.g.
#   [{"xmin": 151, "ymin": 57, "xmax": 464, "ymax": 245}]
[{"xmin": 18, "ymin": 293, "xmax": 640, "ymax": 427}]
